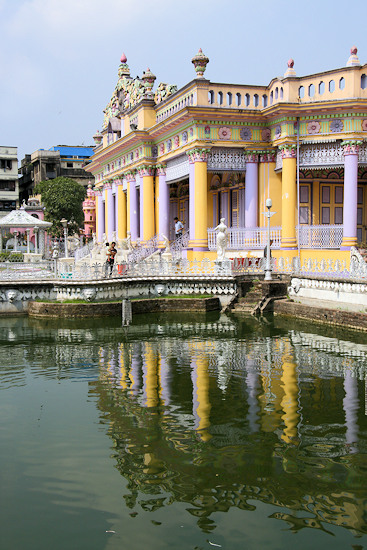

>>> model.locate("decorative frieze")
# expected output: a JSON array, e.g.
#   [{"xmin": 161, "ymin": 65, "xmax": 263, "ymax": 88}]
[
  {"xmin": 207, "ymin": 148, "xmax": 247, "ymax": 171},
  {"xmin": 259, "ymin": 150, "xmax": 276, "ymax": 163},
  {"xmin": 124, "ymin": 170, "xmax": 136, "ymax": 182},
  {"xmin": 187, "ymin": 147, "xmax": 211, "ymax": 164},
  {"xmin": 279, "ymin": 144, "xmax": 296, "ymax": 159},
  {"xmin": 137, "ymin": 164, "xmax": 155, "ymax": 177},
  {"xmin": 341, "ymin": 140, "xmax": 363, "ymax": 155},
  {"xmin": 156, "ymin": 163, "xmax": 167, "ymax": 176},
  {"xmin": 244, "ymin": 151, "xmax": 259, "ymax": 163}
]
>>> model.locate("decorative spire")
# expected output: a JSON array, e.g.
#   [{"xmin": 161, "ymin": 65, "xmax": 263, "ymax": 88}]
[
  {"xmin": 118, "ymin": 52, "xmax": 130, "ymax": 77},
  {"xmin": 284, "ymin": 58, "xmax": 296, "ymax": 77},
  {"xmin": 93, "ymin": 130, "xmax": 103, "ymax": 146},
  {"xmin": 346, "ymin": 45, "xmax": 360, "ymax": 67},
  {"xmin": 142, "ymin": 67, "xmax": 156, "ymax": 98},
  {"xmin": 191, "ymin": 48, "xmax": 209, "ymax": 78}
]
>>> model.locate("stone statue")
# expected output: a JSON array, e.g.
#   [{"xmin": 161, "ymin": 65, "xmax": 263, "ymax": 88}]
[
  {"xmin": 214, "ymin": 218, "xmax": 228, "ymax": 261},
  {"xmin": 161, "ymin": 234, "xmax": 170, "ymax": 251},
  {"xmin": 120, "ymin": 231, "xmax": 133, "ymax": 251}
]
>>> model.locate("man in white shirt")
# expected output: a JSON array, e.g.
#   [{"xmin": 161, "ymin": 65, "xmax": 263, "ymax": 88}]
[{"xmin": 174, "ymin": 217, "xmax": 183, "ymax": 239}]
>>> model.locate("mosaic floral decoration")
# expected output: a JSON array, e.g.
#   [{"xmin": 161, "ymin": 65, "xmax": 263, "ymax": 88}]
[
  {"xmin": 362, "ymin": 119, "xmax": 367, "ymax": 131},
  {"xmin": 262, "ymin": 128, "xmax": 271, "ymax": 141},
  {"xmin": 160, "ymin": 143, "xmax": 165, "ymax": 154},
  {"xmin": 152, "ymin": 146, "xmax": 158, "ymax": 157},
  {"xmin": 274, "ymin": 125, "xmax": 281, "ymax": 139},
  {"xmin": 167, "ymin": 139, "xmax": 172, "ymax": 152},
  {"xmin": 182, "ymin": 131, "xmax": 188, "ymax": 143},
  {"xmin": 330, "ymin": 119, "xmax": 343, "ymax": 133},
  {"xmin": 204, "ymin": 125, "xmax": 210, "ymax": 135},
  {"xmin": 190, "ymin": 128, "xmax": 194, "ymax": 137},
  {"xmin": 240, "ymin": 127, "xmax": 252, "ymax": 141},
  {"xmin": 218, "ymin": 127, "xmax": 232, "ymax": 140},
  {"xmin": 174, "ymin": 135, "xmax": 180, "ymax": 148},
  {"xmin": 307, "ymin": 121, "xmax": 321, "ymax": 134}
]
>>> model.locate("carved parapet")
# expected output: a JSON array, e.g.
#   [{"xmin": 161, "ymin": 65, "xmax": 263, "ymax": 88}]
[
  {"xmin": 186, "ymin": 147, "xmax": 211, "ymax": 163},
  {"xmin": 279, "ymin": 144, "xmax": 297, "ymax": 159},
  {"xmin": 342, "ymin": 140, "xmax": 362, "ymax": 156},
  {"xmin": 137, "ymin": 164, "xmax": 155, "ymax": 177}
]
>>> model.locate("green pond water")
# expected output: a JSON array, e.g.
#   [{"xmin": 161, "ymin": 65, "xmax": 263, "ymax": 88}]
[{"xmin": 1, "ymin": 312, "xmax": 367, "ymax": 550}]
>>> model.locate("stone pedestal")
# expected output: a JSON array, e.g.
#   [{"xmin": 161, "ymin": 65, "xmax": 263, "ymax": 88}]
[
  {"xmin": 214, "ymin": 258, "xmax": 232, "ymax": 275},
  {"xmin": 24, "ymin": 253, "xmax": 43, "ymax": 264}
]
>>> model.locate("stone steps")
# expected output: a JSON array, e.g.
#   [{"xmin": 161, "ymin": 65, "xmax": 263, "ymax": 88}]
[{"xmin": 231, "ymin": 282, "xmax": 263, "ymax": 313}]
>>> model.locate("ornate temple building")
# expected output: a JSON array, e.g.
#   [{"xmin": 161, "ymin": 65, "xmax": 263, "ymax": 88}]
[{"xmin": 86, "ymin": 47, "xmax": 367, "ymax": 262}]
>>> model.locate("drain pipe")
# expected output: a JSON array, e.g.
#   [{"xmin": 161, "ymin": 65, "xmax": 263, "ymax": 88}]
[{"xmin": 296, "ymin": 117, "xmax": 300, "ymax": 263}]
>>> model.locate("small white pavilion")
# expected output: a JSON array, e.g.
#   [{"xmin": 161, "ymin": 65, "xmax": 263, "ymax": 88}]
[{"xmin": 0, "ymin": 206, "xmax": 52, "ymax": 262}]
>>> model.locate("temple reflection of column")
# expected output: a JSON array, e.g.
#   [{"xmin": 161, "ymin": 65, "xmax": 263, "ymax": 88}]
[
  {"xmin": 143, "ymin": 342, "xmax": 159, "ymax": 408},
  {"xmin": 191, "ymin": 345, "xmax": 212, "ymax": 442},
  {"xmin": 343, "ymin": 369, "xmax": 359, "ymax": 453},
  {"xmin": 118, "ymin": 343, "xmax": 128, "ymax": 390},
  {"xmin": 258, "ymin": 338, "xmax": 284, "ymax": 433},
  {"xmin": 129, "ymin": 342, "xmax": 142, "ymax": 397},
  {"xmin": 280, "ymin": 339, "xmax": 300, "ymax": 444},
  {"xmin": 158, "ymin": 351, "xmax": 171, "ymax": 407},
  {"xmin": 246, "ymin": 360, "xmax": 260, "ymax": 433}
]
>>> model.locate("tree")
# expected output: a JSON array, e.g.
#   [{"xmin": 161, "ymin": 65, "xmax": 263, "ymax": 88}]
[{"xmin": 35, "ymin": 177, "xmax": 87, "ymax": 237}]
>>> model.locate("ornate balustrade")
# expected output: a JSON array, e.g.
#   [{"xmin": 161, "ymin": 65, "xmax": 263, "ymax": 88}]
[
  {"xmin": 208, "ymin": 226, "xmax": 281, "ymax": 251},
  {"xmin": 297, "ymin": 224, "xmax": 343, "ymax": 249}
]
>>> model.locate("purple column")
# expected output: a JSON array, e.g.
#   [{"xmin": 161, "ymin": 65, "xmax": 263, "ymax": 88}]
[
  {"xmin": 158, "ymin": 166, "xmax": 169, "ymax": 238},
  {"xmin": 128, "ymin": 176, "xmax": 139, "ymax": 242},
  {"xmin": 245, "ymin": 154, "xmax": 259, "ymax": 228},
  {"xmin": 107, "ymin": 183, "xmax": 114, "ymax": 240},
  {"xmin": 97, "ymin": 191, "xmax": 104, "ymax": 242},
  {"xmin": 189, "ymin": 160, "xmax": 195, "ymax": 243},
  {"xmin": 341, "ymin": 142, "xmax": 359, "ymax": 249},
  {"xmin": 137, "ymin": 173, "xmax": 144, "ymax": 241}
]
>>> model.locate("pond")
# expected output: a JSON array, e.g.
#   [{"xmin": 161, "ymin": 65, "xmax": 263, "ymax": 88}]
[{"xmin": 1, "ymin": 312, "xmax": 367, "ymax": 550}]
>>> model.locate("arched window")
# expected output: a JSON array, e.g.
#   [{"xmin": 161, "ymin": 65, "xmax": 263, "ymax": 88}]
[
  {"xmin": 208, "ymin": 90, "xmax": 214, "ymax": 104},
  {"xmin": 236, "ymin": 93, "xmax": 241, "ymax": 106},
  {"xmin": 361, "ymin": 74, "xmax": 367, "ymax": 89},
  {"xmin": 319, "ymin": 81, "xmax": 325, "ymax": 95},
  {"xmin": 270, "ymin": 91, "xmax": 273, "ymax": 105},
  {"xmin": 280, "ymin": 87, "xmax": 283, "ymax": 99},
  {"xmin": 329, "ymin": 80, "xmax": 335, "ymax": 93},
  {"xmin": 308, "ymin": 84, "xmax": 315, "ymax": 97},
  {"xmin": 339, "ymin": 77, "xmax": 345, "ymax": 90},
  {"xmin": 262, "ymin": 94, "xmax": 268, "ymax": 107},
  {"xmin": 275, "ymin": 87, "xmax": 278, "ymax": 100},
  {"xmin": 218, "ymin": 91, "xmax": 223, "ymax": 105},
  {"xmin": 227, "ymin": 92, "xmax": 232, "ymax": 106},
  {"xmin": 298, "ymin": 86, "xmax": 305, "ymax": 99},
  {"xmin": 245, "ymin": 93, "xmax": 250, "ymax": 106},
  {"xmin": 253, "ymin": 94, "xmax": 259, "ymax": 107}
]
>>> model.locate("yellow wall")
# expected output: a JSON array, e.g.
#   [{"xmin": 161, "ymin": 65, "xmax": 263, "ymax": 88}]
[{"xmin": 259, "ymin": 162, "xmax": 282, "ymax": 227}]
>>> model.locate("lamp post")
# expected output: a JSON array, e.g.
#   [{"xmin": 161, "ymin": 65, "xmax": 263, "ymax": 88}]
[
  {"xmin": 60, "ymin": 218, "xmax": 69, "ymax": 258},
  {"xmin": 264, "ymin": 198, "xmax": 276, "ymax": 281}
]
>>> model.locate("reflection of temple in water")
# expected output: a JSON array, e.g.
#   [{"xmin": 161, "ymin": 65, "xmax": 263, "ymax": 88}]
[
  {"xmin": 1, "ymin": 314, "xmax": 367, "ymax": 535},
  {"xmin": 91, "ymin": 326, "xmax": 367, "ymax": 535}
]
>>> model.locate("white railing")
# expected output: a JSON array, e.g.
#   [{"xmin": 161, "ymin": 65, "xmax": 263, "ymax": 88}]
[
  {"xmin": 208, "ymin": 226, "xmax": 281, "ymax": 250},
  {"xmin": 170, "ymin": 229, "xmax": 190, "ymax": 260},
  {"xmin": 297, "ymin": 224, "xmax": 343, "ymax": 249},
  {"xmin": 74, "ymin": 240, "xmax": 95, "ymax": 262}
]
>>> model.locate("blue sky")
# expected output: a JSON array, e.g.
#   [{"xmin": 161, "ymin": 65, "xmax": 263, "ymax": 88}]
[{"xmin": 0, "ymin": 0, "xmax": 366, "ymax": 164}]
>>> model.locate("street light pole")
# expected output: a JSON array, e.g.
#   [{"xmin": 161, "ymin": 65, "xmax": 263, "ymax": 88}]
[
  {"xmin": 264, "ymin": 198, "xmax": 276, "ymax": 281},
  {"xmin": 60, "ymin": 218, "xmax": 69, "ymax": 258}
]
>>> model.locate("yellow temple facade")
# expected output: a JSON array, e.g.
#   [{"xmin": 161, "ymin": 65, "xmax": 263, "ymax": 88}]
[{"xmin": 86, "ymin": 48, "xmax": 367, "ymax": 264}]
